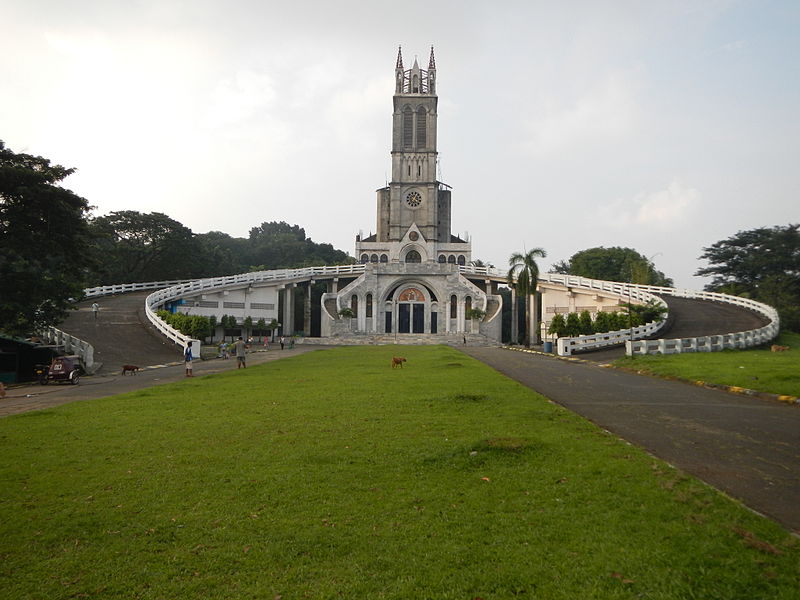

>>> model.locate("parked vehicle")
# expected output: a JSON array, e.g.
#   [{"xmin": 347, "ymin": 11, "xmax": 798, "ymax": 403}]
[
  {"xmin": 45, "ymin": 355, "xmax": 82, "ymax": 385},
  {"xmin": 34, "ymin": 364, "xmax": 50, "ymax": 384}
]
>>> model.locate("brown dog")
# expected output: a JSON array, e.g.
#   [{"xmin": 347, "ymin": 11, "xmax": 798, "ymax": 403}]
[
  {"xmin": 391, "ymin": 357, "xmax": 407, "ymax": 369},
  {"xmin": 121, "ymin": 365, "xmax": 140, "ymax": 375},
  {"xmin": 771, "ymin": 345, "xmax": 790, "ymax": 352}
]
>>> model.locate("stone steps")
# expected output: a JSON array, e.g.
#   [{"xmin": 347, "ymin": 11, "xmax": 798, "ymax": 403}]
[{"xmin": 300, "ymin": 332, "xmax": 499, "ymax": 347}]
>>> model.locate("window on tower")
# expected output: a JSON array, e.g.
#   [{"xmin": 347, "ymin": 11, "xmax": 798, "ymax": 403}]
[
  {"xmin": 405, "ymin": 250, "xmax": 421, "ymax": 263},
  {"xmin": 416, "ymin": 107, "xmax": 427, "ymax": 147},
  {"xmin": 403, "ymin": 107, "xmax": 413, "ymax": 147}
]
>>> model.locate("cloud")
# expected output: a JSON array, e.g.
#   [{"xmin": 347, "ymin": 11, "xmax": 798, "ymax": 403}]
[
  {"xmin": 522, "ymin": 68, "xmax": 643, "ymax": 155},
  {"xmin": 599, "ymin": 180, "xmax": 700, "ymax": 229}
]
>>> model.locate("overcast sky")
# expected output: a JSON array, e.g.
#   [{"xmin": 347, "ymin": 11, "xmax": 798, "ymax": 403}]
[{"xmin": 3, "ymin": 0, "xmax": 798, "ymax": 289}]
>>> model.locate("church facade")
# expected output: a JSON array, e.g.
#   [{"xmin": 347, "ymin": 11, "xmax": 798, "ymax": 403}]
[{"xmin": 320, "ymin": 47, "xmax": 503, "ymax": 343}]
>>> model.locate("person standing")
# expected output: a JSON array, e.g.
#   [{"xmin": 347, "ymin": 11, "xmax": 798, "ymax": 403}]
[
  {"xmin": 184, "ymin": 344, "xmax": 194, "ymax": 377},
  {"xmin": 279, "ymin": 336, "xmax": 285, "ymax": 350},
  {"xmin": 234, "ymin": 336, "xmax": 248, "ymax": 369},
  {"xmin": 91, "ymin": 302, "xmax": 99, "ymax": 320}
]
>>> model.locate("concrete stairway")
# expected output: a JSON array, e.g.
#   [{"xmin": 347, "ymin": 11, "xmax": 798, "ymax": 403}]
[{"xmin": 301, "ymin": 332, "xmax": 500, "ymax": 347}]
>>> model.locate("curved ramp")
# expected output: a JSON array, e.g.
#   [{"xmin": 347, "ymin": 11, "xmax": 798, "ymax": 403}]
[
  {"xmin": 555, "ymin": 294, "xmax": 770, "ymax": 363},
  {"xmin": 59, "ymin": 293, "xmax": 183, "ymax": 374}
]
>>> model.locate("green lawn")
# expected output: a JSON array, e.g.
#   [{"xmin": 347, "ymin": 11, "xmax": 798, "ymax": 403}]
[
  {"xmin": 1, "ymin": 346, "xmax": 798, "ymax": 599},
  {"xmin": 615, "ymin": 331, "xmax": 800, "ymax": 398}
]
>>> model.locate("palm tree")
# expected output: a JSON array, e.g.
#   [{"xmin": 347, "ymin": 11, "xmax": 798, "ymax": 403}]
[{"xmin": 507, "ymin": 248, "xmax": 547, "ymax": 347}]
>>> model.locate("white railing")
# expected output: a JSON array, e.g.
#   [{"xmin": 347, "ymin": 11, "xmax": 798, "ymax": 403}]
[
  {"xmin": 144, "ymin": 264, "xmax": 367, "ymax": 353},
  {"xmin": 556, "ymin": 320, "xmax": 666, "ymax": 356},
  {"xmin": 534, "ymin": 274, "xmax": 779, "ymax": 356},
  {"xmin": 83, "ymin": 280, "xmax": 195, "ymax": 298},
  {"xmin": 542, "ymin": 276, "xmax": 669, "ymax": 356},
  {"xmin": 38, "ymin": 327, "xmax": 95, "ymax": 369},
  {"xmin": 62, "ymin": 264, "xmax": 778, "ymax": 362},
  {"xmin": 458, "ymin": 265, "xmax": 505, "ymax": 278},
  {"xmin": 626, "ymin": 291, "xmax": 779, "ymax": 356}
]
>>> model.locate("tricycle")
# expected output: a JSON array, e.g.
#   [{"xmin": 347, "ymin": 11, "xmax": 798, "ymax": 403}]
[{"xmin": 43, "ymin": 355, "xmax": 83, "ymax": 385}]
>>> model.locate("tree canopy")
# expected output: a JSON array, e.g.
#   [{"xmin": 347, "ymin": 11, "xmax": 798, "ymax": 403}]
[
  {"xmin": 696, "ymin": 224, "xmax": 799, "ymax": 331},
  {"xmin": 88, "ymin": 216, "xmax": 354, "ymax": 284},
  {"xmin": 0, "ymin": 141, "xmax": 93, "ymax": 335},
  {"xmin": 552, "ymin": 246, "xmax": 673, "ymax": 287},
  {"xmin": 89, "ymin": 211, "xmax": 203, "ymax": 283}
]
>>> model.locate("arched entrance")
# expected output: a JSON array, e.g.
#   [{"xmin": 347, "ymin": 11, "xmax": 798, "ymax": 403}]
[
  {"xmin": 398, "ymin": 287, "xmax": 425, "ymax": 333},
  {"xmin": 383, "ymin": 284, "xmax": 439, "ymax": 335}
]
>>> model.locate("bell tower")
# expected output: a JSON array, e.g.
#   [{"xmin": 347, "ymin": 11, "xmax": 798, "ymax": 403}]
[
  {"xmin": 377, "ymin": 46, "xmax": 451, "ymax": 244},
  {"xmin": 356, "ymin": 46, "xmax": 469, "ymax": 266}
]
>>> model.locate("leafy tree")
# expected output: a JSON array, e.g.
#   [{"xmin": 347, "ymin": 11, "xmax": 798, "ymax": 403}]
[
  {"xmin": 243, "ymin": 316, "xmax": 253, "ymax": 335},
  {"xmin": 696, "ymin": 224, "xmax": 799, "ymax": 331},
  {"xmin": 622, "ymin": 299, "xmax": 668, "ymax": 325},
  {"xmin": 89, "ymin": 211, "xmax": 202, "ymax": 283},
  {"xmin": 564, "ymin": 312, "xmax": 581, "ymax": 337},
  {"xmin": 554, "ymin": 247, "xmax": 673, "ymax": 287},
  {"xmin": 208, "ymin": 315, "xmax": 217, "ymax": 342},
  {"xmin": 547, "ymin": 313, "xmax": 566, "ymax": 338},
  {"xmin": 0, "ymin": 141, "xmax": 93, "ymax": 335},
  {"xmin": 248, "ymin": 221, "xmax": 352, "ymax": 270},
  {"xmin": 507, "ymin": 247, "xmax": 547, "ymax": 346},
  {"xmin": 195, "ymin": 231, "xmax": 249, "ymax": 276},
  {"xmin": 469, "ymin": 259, "xmax": 495, "ymax": 269},
  {"xmin": 466, "ymin": 308, "xmax": 486, "ymax": 320}
]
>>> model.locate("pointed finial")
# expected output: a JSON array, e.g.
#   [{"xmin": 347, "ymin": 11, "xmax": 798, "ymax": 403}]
[
  {"xmin": 429, "ymin": 46, "xmax": 436, "ymax": 69},
  {"xmin": 396, "ymin": 45, "xmax": 403, "ymax": 70}
]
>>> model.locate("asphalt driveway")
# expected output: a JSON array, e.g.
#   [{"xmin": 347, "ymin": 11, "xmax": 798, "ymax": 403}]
[{"xmin": 461, "ymin": 346, "xmax": 800, "ymax": 534}]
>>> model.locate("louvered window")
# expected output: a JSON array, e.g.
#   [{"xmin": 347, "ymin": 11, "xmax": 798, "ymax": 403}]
[
  {"xmin": 416, "ymin": 107, "xmax": 427, "ymax": 148},
  {"xmin": 403, "ymin": 107, "xmax": 413, "ymax": 147}
]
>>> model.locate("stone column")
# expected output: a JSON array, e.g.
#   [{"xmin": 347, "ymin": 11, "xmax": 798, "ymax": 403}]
[
  {"xmin": 282, "ymin": 285, "xmax": 294, "ymax": 336},
  {"xmin": 510, "ymin": 287, "xmax": 518, "ymax": 344},
  {"xmin": 530, "ymin": 292, "xmax": 540, "ymax": 346},
  {"xmin": 303, "ymin": 281, "xmax": 312, "ymax": 336}
]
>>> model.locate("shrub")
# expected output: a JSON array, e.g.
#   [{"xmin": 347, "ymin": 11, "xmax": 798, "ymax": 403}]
[
  {"xmin": 548, "ymin": 313, "xmax": 566, "ymax": 337},
  {"xmin": 594, "ymin": 311, "xmax": 610, "ymax": 333},
  {"xmin": 578, "ymin": 310, "xmax": 593, "ymax": 335},
  {"xmin": 565, "ymin": 312, "xmax": 581, "ymax": 337}
]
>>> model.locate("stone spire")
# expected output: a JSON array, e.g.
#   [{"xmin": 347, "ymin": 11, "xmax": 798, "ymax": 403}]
[
  {"xmin": 395, "ymin": 46, "xmax": 404, "ymax": 93},
  {"xmin": 427, "ymin": 46, "xmax": 436, "ymax": 94}
]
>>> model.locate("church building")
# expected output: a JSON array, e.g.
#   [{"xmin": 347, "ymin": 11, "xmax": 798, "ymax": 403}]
[{"xmin": 320, "ymin": 47, "xmax": 503, "ymax": 343}]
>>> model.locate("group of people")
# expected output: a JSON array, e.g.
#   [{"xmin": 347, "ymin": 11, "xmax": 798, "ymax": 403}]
[
  {"xmin": 187, "ymin": 337, "xmax": 249, "ymax": 376},
  {"xmin": 184, "ymin": 334, "xmax": 297, "ymax": 377}
]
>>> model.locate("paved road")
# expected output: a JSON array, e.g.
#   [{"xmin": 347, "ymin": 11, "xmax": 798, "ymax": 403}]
[
  {"xmin": 59, "ymin": 292, "xmax": 187, "ymax": 374},
  {"xmin": 572, "ymin": 294, "xmax": 771, "ymax": 363},
  {"xmin": 0, "ymin": 346, "xmax": 327, "ymax": 418},
  {"xmin": 461, "ymin": 346, "xmax": 800, "ymax": 533}
]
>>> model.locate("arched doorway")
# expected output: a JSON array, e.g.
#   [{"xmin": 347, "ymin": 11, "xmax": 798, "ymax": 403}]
[{"xmin": 397, "ymin": 287, "xmax": 425, "ymax": 333}]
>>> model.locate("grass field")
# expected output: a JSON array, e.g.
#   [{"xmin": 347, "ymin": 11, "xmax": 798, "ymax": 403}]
[
  {"xmin": 615, "ymin": 331, "xmax": 800, "ymax": 398},
  {"xmin": 1, "ymin": 346, "xmax": 798, "ymax": 599}
]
